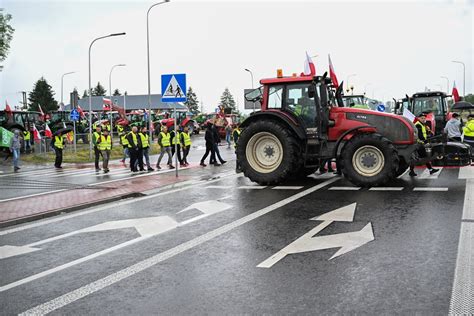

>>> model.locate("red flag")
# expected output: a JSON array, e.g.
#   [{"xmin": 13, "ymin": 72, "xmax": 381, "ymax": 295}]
[
  {"xmin": 77, "ymin": 105, "xmax": 85, "ymax": 117},
  {"xmin": 303, "ymin": 52, "xmax": 316, "ymax": 76},
  {"xmin": 33, "ymin": 124, "xmax": 42, "ymax": 141},
  {"xmin": 328, "ymin": 54, "xmax": 339, "ymax": 88},
  {"xmin": 452, "ymin": 81, "xmax": 460, "ymax": 102},
  {"xmin": 5, "ymin": 101, "xmax": 12, "ymax": 113},
  {"xmin": 103, "ymin": 98, "xmax": 112, "ymax": 110},
  {"xmin": 44, "ymin": 123, "xmax": 53, "ymax": 138}
]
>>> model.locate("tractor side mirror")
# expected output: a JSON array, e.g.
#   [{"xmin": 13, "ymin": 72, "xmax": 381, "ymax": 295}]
[
  {"xmin": 308, "ymin": 84, "xmax": 316, "ymax": 98},
  {"xmin": 320, "ymin": 84, "xmax": 328, "ymax": 108}
]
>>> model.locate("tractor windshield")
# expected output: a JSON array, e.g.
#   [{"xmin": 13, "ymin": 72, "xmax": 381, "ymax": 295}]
[
  {"xmin": 412, "ymin": 96, "xmax": 443, "ymax": 116},
  {"xmin": 285, "ymin": 83, "xmax": 318, "ymax": 127}
]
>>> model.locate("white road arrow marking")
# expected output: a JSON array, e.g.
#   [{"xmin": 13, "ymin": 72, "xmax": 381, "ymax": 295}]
[
  {"xmin": 177, "ymin": 200, "xmax": 232, "ymax": 226},
  {"xmin": 257, "ymin": 203, "xmax": 374, "ymax": 268}
]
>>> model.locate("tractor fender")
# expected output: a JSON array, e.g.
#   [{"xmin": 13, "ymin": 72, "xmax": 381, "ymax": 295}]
[
  {"xmin": 240, "ymin": 112, "xmax": 306, "ymax": 140},
  {"xmin": 333, "ymin": 125, "xmax": 376, "ymax": 157}
]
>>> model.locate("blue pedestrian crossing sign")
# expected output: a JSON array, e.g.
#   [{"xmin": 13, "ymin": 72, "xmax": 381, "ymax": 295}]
[
  {"xmin": 376, "ymin": 104, "xmax": 385, "ymax": 112},
  {"xmin": 161, "ymin": 74, "xmax": 187, "ymax": 103},
  {"xmin": 70, "ymin": 109, "xmax": 80, "ymax": 121}
]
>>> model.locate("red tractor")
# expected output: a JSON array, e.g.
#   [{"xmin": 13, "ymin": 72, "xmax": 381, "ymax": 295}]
[{"xmin": 238, "ymin": 73, "xmax": 419, "ymax": 187}]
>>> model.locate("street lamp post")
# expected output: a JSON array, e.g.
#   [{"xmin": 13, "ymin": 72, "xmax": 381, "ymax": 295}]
[
  {"xmin": 452, "ymin": 60, "xmax": 466, "ymax": 97},
  {"xmin": 147, "ymin": 0, "xmax": 170, "ymax": 140},
  {"xmin": 61, "ymin": 72, "xmax": 76, "ymax": 107},
  {"xmin": 440, "ymin": 76, "xmax": 449, "ymax": 94},
  {"xmin": 244, "ymin": 68, "xmax": 254, "ymax": 112},
  {"xmin": 88, "ymin": 32, "xmax": 126, "ymax": 159},
  {"xmin": 346, "ymin": 74, "xmax": 357, "ymax": 94},
  {"xmin": 109, "ymin": 64, "xmax": 126, "ymax": 137}
]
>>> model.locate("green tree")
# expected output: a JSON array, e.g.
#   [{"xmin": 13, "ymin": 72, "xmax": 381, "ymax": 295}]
[
  {"xmin": 464, "ymin": 94, "xmax": 474, "ymax": 104},
  {"xmin": 184, "ymin": 86, "xmax": 199, "ymax": 115},
  {"xmin": 28, "ymin": 77, "xmax": 58, "ymax": 112},
  {"xmin": 82, "ymin": 89, "xmax": 89, "ymax": 98},
  {"xmin": 219, "ymin": 87, "xmax": 237, "ymax": 112},
  {"xmin": 92, "ymin": 82, "xmax": 106, "ymax": 96},
  {"xmin": 0, "ymin": 11, "xmax": 15, "ymax": 62},
  {"xmin": 113, "ymin": 88, "xmax": 121, "ymax": 96}
]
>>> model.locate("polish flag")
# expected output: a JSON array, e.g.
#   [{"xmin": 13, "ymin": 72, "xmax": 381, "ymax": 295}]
[
  {"xmin": 33, "ymin": 123, "xmax": 42, "ymax": 141},
  {"xmin": 303, "ymin": 52, "xmax": 316, "ymax": 76},
  {"xmin": 452, "ymin": 81, "xmax": 460, "ymax": 102},
  {"xmin": 44, "ymin": 123, "xmax": 53, "ymax": 138},
  {"xmin": 77, "ymin": 105, "xmax": 85, "ymax": 117},
  {"xmin": 328, "ymin": 54, "xmax": 339, "ymax": 88},
  {"xmin": 103, "ymin": 98, "xmax": 112, "ymax": 110},
  {"xmin": 5, "ymin": 101, "xmax": 13, "ymax": 118}
]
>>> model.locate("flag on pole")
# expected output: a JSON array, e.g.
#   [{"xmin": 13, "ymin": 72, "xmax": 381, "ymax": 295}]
[
  {"xmin": 38, "ymin": 104, "xmax": 45, "ymax": 116},
  {"xmin": 44, "ymin": 123, "xmax": 53, "ymax": 138},
  {"xmin": 303, "ymin": 51, "xmax": 316, "ymax": 76},
  {"xmin": 0, "ymin": 127, "xmax": 14, "ymax": 148},
  {"xmin": 452, "ymin": 80, "xmax": 460, "ymax": 102},
  {"xmin": 5, "ymin": 101, "xmax": 13, "ymax": 118},
  {"xmin": 77, "ymin": 105, "xmax": 85, "ymax": 117},
  {"xmin": 328, "ymin": 54, "xmax": 339, "ymax": 88},
  {"xmin": 403, "ymin": 107, "xmax": 416, "ymax": 122},
  {"xmin": 103, "ymin": 98, "xmax": 112, "ymax": 110},
  {"xmin": 33, "ymin": 123, "xmax": 42, "ymax": 142}
]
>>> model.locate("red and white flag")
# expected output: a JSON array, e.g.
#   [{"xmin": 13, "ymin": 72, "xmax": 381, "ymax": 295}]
[
  {"xmin": 303, "ymin": 51, "xmax": 316, "ymax": 76},
  {"xmin": 452, "ymin": 81, "xmax": 460, "ymax": 102},
  {"xmin": 44, "ymin": 123, "xmax": 53, "ymax": 138},
  {"xmin": 33, "ymin": 123, "xmax": 42, "ymax": 141},
  {"xmin": 103, "ymin": 98, "xmax": 112, "ymax": 110},
  {"xmin": 328, "ymin": 54, "xmax": 339, "ymax": 88},
  {"xmin": 77, "ymin": 105, "xmax": 85, "ymax": 117}
]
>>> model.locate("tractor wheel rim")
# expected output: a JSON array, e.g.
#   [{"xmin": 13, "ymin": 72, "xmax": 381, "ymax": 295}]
[
  {"xmin": 352, "ymin": 145, "xmax": 385, "ymax": 177},
  {"xmin": 246, "ymin": 132, "xmax": 283, "ymax": 173}
]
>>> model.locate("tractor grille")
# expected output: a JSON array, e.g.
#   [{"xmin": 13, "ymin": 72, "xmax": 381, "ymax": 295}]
[{"xmin": 346, "ymin": 112, "xmax": 412, "ymax": 143}]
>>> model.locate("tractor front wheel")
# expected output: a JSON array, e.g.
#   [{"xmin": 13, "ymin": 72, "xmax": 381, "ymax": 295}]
[{"xmin": 341, "ymin": 133, "xmax": 398, "ymax": 187}]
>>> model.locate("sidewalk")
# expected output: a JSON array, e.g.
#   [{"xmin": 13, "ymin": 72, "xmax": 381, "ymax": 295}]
[{"xmin": 0, "ymin": 161, "xmax": 236, "ymax": 228}]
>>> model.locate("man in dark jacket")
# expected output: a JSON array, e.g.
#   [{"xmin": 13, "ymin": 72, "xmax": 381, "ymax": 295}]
[
  {"xmin": 200, "ymin": 122, "xmax": 217, "ymax": 166},
  {"xmin": 210, "ymin": 120, "xmax": 226, "ymax": 165},
  {"xmin": 126, "ymin": 126, "xmax": 144, "ymax": 172}
]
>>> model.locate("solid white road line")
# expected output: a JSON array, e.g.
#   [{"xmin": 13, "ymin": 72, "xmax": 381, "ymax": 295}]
[
  {"xmin": 449, "ymin": 179, "xmax": 474, "ymax": 314},
  {"xmin": 18, "ymin": 177, "xmax": 339, "ymax": 315},
  {"xmin": 328, "ymin": 186, "xmax": 361, "ymax": 191},
  {"xmin": 418, "ymin": 167, "xmax": 443, "ymax": 179},
  {"xmin": 204, "ymin": 185, "xmax": 233, "ymax": 189},
  {"xmin": 458, "ymin": 165, "xmax": 474, "ymax": 179},
  {"xmin": 0, "ymin": 173, "xmax": 242, "ymax": 236},
  {"xmin": 272, "ymin": 186, "xmax": 304, "ymax": 190},
  {"xmin": 238, "ymin": 186, "xmax": 267, "ymax": 189},
  {"xmin": 413, "ymin": 187, "xmax": 449, "ymax": 192},
  {"xmin": 368, "ymin": 187, "xmax": 404, "ymax": 191}
]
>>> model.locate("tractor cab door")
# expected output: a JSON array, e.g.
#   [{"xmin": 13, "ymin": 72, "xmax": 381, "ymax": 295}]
[{"xmin": 284, "ymin": 83, "xmax": 318, "ymax": 130}]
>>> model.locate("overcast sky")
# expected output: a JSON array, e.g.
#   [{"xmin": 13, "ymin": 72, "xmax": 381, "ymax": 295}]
[{"xmin": 1, "ymin": 0, "xmax": 473, "ymax": 112}]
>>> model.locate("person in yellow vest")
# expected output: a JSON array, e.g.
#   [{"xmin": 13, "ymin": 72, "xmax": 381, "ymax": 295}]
[
  {"xmin": 97, "ymin": 128, "xmax": 112, "ymax": 173},
  {"xmin": 156, "ymin": 125, "xmax": 174, "ymax": 170},
  {"xmin": 180, "ymin": 126, "xmax": 192, "ymax": 166},
  {"xmin": 119, "ymin": 125, "xmax": 129, "ymax": 164},
  {"xmin": 409, "ymin": 113, "xmax": 439, "ymax": 177},
  {"xmin": 126, "ymin": 126, "xmax": 143, "ymax": 172},
  {"xmin": 139, "ymin": 126, "xmax": 154, "ymax": 171},
  {"xmin": 52, "ymin": 131, "xmax": 65, "ymax": 169},
  {"xmin": 23, "ymin": 129, "xmax": 31, "ymax": 153},
  {"xmin": 92, "ymin": 125, "xmax": 102, "ymax": 171},
  {"xmin": 170, "ymin": 126, "xmax": 184, "ymax": 167},
  {"xmin": 233, "ymin": 124, "xmax": 242, "ymax": 172},
  {"xmin": 463, "ymin": 114, "xmax": 474, "ymax": 147}
]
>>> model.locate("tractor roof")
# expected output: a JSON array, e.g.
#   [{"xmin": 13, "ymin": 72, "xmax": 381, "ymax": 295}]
[
  {"xmin": 412, "ymin": 91, "xmax": 447, "ymax": 98},
  {"xmin": 260, "ymin": 76, "xmax": 313, "ymax": 85}
]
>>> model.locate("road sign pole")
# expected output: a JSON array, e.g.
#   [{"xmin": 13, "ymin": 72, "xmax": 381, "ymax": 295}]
[
  {"xmin": 174, "ymin": 102, "xmax": 178, "ymax": 177},
  {"xmin": 73, "ymin": 120, "xmax": 77, "ymax": 154}
]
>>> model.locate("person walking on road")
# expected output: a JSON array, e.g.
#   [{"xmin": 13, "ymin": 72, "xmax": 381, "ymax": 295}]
[
  {"xmin": 170, "ymin": 126, "xmax": 183, "ymax": 167},
  {"xmin": 444, "ymin": 112, "xmax": 462, "ymax": 141},
  {"xmin": 98, "ymin": 128, "xmax": 112, "ymax": 173},
  {"xmin": 156, "ymin": 125, "xmax": 174, "ymax": 170},
  {"xmin": 409, "ymin": 113, "xmax": 439, "ymax": 177},
  {"xmin": 233, "ymin": 124, "xmax": 241, "ymax": 172},
  {"xmin": 126, "ymin": 126, "xmax": 144, "ymax": 172},
  {"xmin": 200, "ymin": 122, "xmax": 216, "ymax": 167},
  {"xmin": 139, "ymin": 126, "xmax": 154, "ymax": 171},
  {"xmin": 52, "ymin": 131, "xmax": 65, "ymax": 169},
  {"xmin": 180, "ymin": 125, "xmax": 192, "ymax": 166},
  {"xmin": 119, "ymin": 125, "xmax": 129, "ymax": 164},
  {"xmin": 23, "ymin": 128, "xmax": 31, "ymax": 153},
  {"xmin": 92, "ymin": 125, "xmax": 102, "ymax": 171},
  {"xmin": 211, "ymin": 119, "xmax": 226, "ymax": 165},
  {"xmin": 463, "ymin": 114, "xmax": 474, "ymax": 147},
  {"xmin": 10, "ymin": 130, "xmax": 22, "ymax": 172},
  {"xmin": 225, "ymin": 123, "xmax": 232, "ymax": 148}
]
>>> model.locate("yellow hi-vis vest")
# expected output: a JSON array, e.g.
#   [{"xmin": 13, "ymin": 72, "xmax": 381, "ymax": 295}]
[
  {"xmin": 93, "ymin": 131, "xmax": 101, "ymax": 146},
  {"xmin": 160, "ymin": 132, "xmax": 171, "ymax": 147},
  {"xmin": 139, "ymin": 132, "xmax": 150, "ymax": 148},
  {"xmin": 98, "ymin": 135, "xmax": 112, "ymax": 150},
  {"xmin": 463, "ymin": 120, "xmax": 474, "ymax": 137},
  {"xmin": 172, "ymin": 131, "xmax": 181, "ymax": 145},
  {"xmin": 127, "ymin": 132, "xmax": 138, "ymax": 148},
  {"xmin": 120, "ymin": 133, "xmax": 129, "ymax": 146},
  {"xmin": 54, "ymin": 135, "xmax": 64, "ymax": 149},
  {"xmin": 415, "ymin": 121, "xmax": 427, "ymax": 140},
  {"xmin": 182, "ymin": 132, "xmax": 191, "ymax": 146},
  {"xmin": 23, "ymin": 130, "xmax": 31, "ymax": 140}
]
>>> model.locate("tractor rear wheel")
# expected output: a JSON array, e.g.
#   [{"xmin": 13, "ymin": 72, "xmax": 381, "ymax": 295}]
[
  {"xmin": 341, "ymin": 133, "xmax": 398, "ymax": 187},
  {"xmin": 237, "ymin": 120, "xmax": 300, "ymax": 185}
]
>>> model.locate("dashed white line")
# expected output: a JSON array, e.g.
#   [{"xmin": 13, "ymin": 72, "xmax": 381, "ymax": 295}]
[
  {"xmin": 272, "ymin": 186, "xmax": 304, "ymax": 190},
  {"xmin": 238, "ymin": 186, "xmax": 267, "ymax": 190},
  {"xmin": 328, "ymin": 186, "xmax": 361, "ymax": 191},
  {"xmin": 413, "ymin": 187, "xmax": 449, "ymax": 192},
  {"xmin": 369, "ymin": 187, "xmax": 404, "ymax": 191}
]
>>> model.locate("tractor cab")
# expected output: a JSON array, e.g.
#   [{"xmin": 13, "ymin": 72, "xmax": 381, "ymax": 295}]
[{"xmin": 409, "ymin": 91, "xmax": 453, "ymax": 135}]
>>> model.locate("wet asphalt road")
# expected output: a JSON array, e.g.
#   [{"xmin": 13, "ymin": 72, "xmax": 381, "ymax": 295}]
[{"xmin": 1, "ymin": 163, "xmax": 473, "ymax": 315}]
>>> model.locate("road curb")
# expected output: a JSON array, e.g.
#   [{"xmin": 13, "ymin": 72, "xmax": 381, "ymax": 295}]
[{"xmin": 0, "ymin": 192, "xmax": 145, "ymax": 229}]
